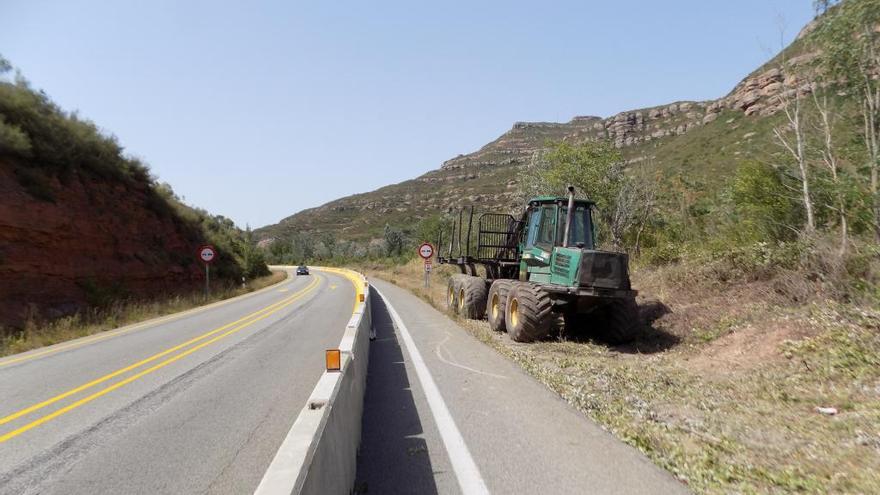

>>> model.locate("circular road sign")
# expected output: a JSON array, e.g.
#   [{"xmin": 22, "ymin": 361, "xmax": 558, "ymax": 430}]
[
  {"xmin": 198, "ymin": 245, "xmax": 216, "ymax": 264},
  {"xmin": 418, "ymin": 242, "xmax": 434, "ymax": 260}
]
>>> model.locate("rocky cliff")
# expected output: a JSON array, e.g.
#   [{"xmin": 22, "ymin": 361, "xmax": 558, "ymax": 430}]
[
  {"xmin": 0, "ymin": 70, "xmax": 264, "ymax": 329},
  {"xmin": 0, "ymin": 161, "xmax": 214, "ymax": 327},
  {"xmin": 255, "ymin": 9, "xmax": 829, "ymax": 246}
]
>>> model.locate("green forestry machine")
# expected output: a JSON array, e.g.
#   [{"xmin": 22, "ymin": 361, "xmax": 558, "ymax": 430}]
[{"xmin": 437, "ymin": 186, "xmax": 640, "ymax": 343}]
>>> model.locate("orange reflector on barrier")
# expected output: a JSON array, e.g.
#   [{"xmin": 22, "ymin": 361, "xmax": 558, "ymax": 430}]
[
  {"xmin": 326, "ymin": 349, "xmax": 341, "ymax": 372},
  {"xmin": 359, "ymin": 294, "xmax": 365, "ymax": 302}
]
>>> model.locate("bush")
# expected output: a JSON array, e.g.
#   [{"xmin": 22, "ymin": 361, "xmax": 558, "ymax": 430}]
[
  {"xmin": 0, "ymin": 58, "xmax": 269, "ymax": 284},
  {"xmin": 0, "ymin": 116, "xmax": 31, "ymax": 156},
  {"xmin": 729, "ymin": 161, "xmax": 800, "ymax": 243}
]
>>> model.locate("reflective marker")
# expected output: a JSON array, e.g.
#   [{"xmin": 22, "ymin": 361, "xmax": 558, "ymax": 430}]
[{"xmin": 326, "ymin": 349, "xmax": 341, "ymax": 372}]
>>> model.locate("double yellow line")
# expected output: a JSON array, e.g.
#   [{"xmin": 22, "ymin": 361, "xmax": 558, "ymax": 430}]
[
  {"xmin": 0, "ymin": 275, "xmax": 321, "ymax": 444},
  {"xmin": 0, "ymin": 270, "xmax": 292, "ymax": 369}
]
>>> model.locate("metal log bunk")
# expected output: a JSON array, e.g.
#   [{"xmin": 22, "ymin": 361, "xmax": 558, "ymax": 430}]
[{"xmin": 437, "ymin": 206, "xmax": 523, "ymax": 280}]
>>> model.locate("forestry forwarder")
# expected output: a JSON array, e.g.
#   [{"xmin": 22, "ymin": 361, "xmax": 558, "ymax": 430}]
[{"xmin": 438, "ymin": 186, "xmax": 640, "ymax": 343}]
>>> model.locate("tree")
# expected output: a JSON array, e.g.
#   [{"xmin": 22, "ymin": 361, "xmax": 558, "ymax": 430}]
[
  {"xmin": 730, "ymin": 161, "xmax": 800, "ymax": 242},
  {"xmin": 0, "ymin": 54, "xmax": 11, "ymax": 75},
  {"xmin": 815, "ymin": 0, "xmax": 880, "ymax": 241},
  {"xmin": 383, "ymin": 224, "xmax": 405, "ymax": 257},
  {"xmin": 813, "ymin": 92, "xmax": 850, "ymax": 254},
  {"xmin": 541, "ymin": 141, "xmax": 628, "ymax": 247},
  {"xmin": 771, "ymin": 21, "xmax": 816, "ymax": 235},
  {"xmin": 414, "ymin": 214, "xmax": 451, "ymax": 247},
  {"xmin": 813, "ymin": 0, "xmax": 837, "ymax": 17},
  {"xmin": 515, "ymin": 149, "xmax": 554, "ymax": 204}
]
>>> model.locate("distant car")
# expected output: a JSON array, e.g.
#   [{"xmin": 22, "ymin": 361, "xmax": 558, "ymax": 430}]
[{"xmin": 296, "ymin": 265, "xmax": 309, "ymax": 275}]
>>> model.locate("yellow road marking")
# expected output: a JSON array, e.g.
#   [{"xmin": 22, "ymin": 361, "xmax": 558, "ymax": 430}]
[
  {"xmin": 0, "ymin": 276, "xmax": 322, "ymax": 443},
  {"xmin": 314, "ymin": 267, "xmax": 364, "ymax": 312},
  {"xmin": 0, "ymin": 276, "xmax": 320, "ymax": 430},
  {"xmin": 0, "ymin": 270, "xmax": 294, "ymax": 368},
  {"xmin": 330, "ymin": 285, "xmax": 337, "ymax": 290}
]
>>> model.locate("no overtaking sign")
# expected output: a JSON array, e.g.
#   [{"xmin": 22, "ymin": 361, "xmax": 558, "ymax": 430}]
[
  {"xmin": 418, "ymin": 243, "xmax": 434, "ymax": 260},
  {"xmin": 199, "ymin": 245, "xmax": 216, "ymax": 264}
]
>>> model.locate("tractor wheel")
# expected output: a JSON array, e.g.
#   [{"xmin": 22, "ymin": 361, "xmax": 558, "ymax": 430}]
[
  {"xmin": 487, "ymin": 280, "xmax": 516, "ymax": 332},
  {"xmin": 505, "ymin": 283, "xmax": 553, "ymax": 343},
  {"xmin": 596, "ymin": 298, "xmax": 641, "ymax": 344},
  {"xmin": 446, "ymin": 275, "xmax": 464, "ymax": 313},
  {"xmin": 457, "ymin": 276, "xmax": 488, "ymax": 319}
]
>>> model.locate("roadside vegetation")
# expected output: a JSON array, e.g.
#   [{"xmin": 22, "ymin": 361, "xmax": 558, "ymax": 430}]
[
  {"xmin": 357, "ymin": 255, "xmax": 880, "ymax": 494},
  {"xmin": 295, "ymin": 2, "xmax": 880, "ymax": 492},
  {"xmin": 0, "ymin": 55, "xmax": 271, "ymax": 339},
  {"xmin": 0, "ymin": 56, "xmax": 270, "ymax": 284},
  {"xmin": 0, "ymin": 270, "xmax": 286, "ymax": 358}
]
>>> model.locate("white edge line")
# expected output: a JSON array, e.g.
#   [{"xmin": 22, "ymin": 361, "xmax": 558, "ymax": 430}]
[{"xmin": 373, "ymin": 286, "xmax": 490, "ymax": 495}]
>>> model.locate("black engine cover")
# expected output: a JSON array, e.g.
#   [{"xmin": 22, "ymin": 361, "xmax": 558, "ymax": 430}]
[{"xmin": 578, "ymin": 250, "xmax": 631, "ymax": 290}]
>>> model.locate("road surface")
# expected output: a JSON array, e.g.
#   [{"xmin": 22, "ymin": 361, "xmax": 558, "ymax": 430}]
[
  {"xmin": 0, "ymin": 268, "xmax": 355, "ymax": 495},
  {"xmin": 356, "ymin": 279, "xmax": 689, "ymax": 494}
]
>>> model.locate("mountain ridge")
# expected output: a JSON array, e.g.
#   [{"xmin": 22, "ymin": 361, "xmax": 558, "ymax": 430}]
[{"xmin": 256, "ymin": 10, "xmax": 823, "ymax": 246}]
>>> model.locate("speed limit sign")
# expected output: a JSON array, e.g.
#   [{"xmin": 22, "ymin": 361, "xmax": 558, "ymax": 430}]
[
  {"xmin": 198, "ymin": 245, "xmax": 216, "ymax": 264},
  {"xmin": 418, "ymin": 242, "xmax": 434, "ymax": 260}
]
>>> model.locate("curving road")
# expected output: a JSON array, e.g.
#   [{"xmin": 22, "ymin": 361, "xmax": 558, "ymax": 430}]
[{"xmin": 0, "ymin": 268, "xmax": 355, "ymax": 495}]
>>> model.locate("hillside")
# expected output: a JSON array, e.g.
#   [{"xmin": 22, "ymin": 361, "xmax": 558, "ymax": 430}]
[
  {"xmin": 0, "ymin": 65, "xmax": 268, "ymax": 329},
  {"xmin": 256, "ymin": 14, "xmax": 822, "ymax": 246}
]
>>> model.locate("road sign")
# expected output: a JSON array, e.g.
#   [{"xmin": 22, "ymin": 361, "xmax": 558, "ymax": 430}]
[
  {"xmin": 418, "ymin": 242, "xmax": 434, "ymax": 260},
  {"xmin": 198, "ymin": 245, "xmax": 216, "ymax": 299},
  {"xmin": 424, "ymin": 259, "xmax": 432, "ymax": 272},
  {"xmin": 198, "ymin": 245, "xmax": 216, "ymax": 264}
]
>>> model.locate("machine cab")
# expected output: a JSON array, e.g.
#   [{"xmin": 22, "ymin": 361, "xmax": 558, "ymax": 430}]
[{"xmin": 522, "ymin": 196, "xmax": 596, "ymax": 256}]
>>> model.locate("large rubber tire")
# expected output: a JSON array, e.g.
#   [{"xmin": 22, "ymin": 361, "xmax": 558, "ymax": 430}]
[
  {"xmin": 595, "ymin": 298, "xmax": 641, "ymax": 344},
  {"xmin": 446, "ymin": 275, "xmax": 465, "ymax": 314},
  {"xmin": 457, "ymin": 276, "xmax": 489, "ymax": 319},
  {"xmin": 506, "ymin": 283, "xmax": 553, "ymax": 343},
  {"xmin": 487, "ymin": 280, "xmax": 516, "ymax": 332}
]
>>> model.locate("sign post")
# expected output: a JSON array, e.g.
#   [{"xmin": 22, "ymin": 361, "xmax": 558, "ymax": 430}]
[
  {"xmin": 418, "ymin": 242, "xmax": 434, "ymax": 289},
  {"xmin": 198, "ymin": 245, "xmax": 216, "ymax": 299}
]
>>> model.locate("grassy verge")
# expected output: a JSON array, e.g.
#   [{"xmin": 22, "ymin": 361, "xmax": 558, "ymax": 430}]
[
  {"xmin": 0, "ymin": 270, "xmax": 287, "ymax": 358},
  {"xmin": 354, "ymin": 258, "xmax": 880, "ymax": 494}
]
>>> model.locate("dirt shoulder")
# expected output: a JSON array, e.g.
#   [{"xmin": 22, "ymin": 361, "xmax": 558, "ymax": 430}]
[{"xmin": 357, "ymin": 259, "xmax": 880, "ymax": 494}]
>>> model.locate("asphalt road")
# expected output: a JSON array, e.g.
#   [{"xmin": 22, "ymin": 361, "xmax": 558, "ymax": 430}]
[
  {"xmin": 356, "ymin": 280, "xmax": 690, "ymax": 495},
  {"xmin": 0, "ymin": 268, "xmax": 355, "ymax": 495}
]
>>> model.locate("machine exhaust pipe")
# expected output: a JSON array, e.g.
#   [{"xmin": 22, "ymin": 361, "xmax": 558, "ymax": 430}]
[{"xmin": 562, "ymin": 185, "xmax": 575, "ymax": 248}]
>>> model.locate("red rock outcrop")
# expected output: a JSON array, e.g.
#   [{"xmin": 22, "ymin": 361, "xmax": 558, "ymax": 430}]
[{"xmin": 0, "ymin": 161, "xmax": 207, "ymax": 328}]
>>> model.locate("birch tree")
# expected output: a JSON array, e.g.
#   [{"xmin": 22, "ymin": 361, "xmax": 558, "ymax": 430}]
[
  {"xmin": 813, "ymin": 92, "xmax": 849, "ymax": 254},
  {"xmin": 773, "ymin": 82, "xmax": 816, "ymax": 234},
  {"xmin": 816, "ymin": 0, "xmax": 880, "ymax": 241}
]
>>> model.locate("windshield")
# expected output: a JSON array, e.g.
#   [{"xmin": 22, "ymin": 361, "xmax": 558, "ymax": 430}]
[{"xmin": 557, "ymin": 205, "xmax": 594, "ymax": 249}]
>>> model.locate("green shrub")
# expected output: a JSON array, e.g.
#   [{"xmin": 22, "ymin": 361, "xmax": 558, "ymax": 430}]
[
  {"xmin": 729, "ymin": 161, "xmax": 800, "ymax": 243},
  {"xmin": 643, "ymin": 242, "xmax": 683, "ymax": 267},
  {"xmin": 0, "ymin": 116, "xmax": 31, "ymax": 156}
]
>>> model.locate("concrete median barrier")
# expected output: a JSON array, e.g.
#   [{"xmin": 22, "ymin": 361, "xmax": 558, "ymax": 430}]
[{"xmin": 255, "ymin": 268, "xmax": 371, "ymax": 495}]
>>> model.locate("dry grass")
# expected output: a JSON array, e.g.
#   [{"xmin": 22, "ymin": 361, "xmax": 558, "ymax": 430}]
[
  {"xmin": 355, "ymin": 258, "xmax": 880, "ymax": 494},
  {"xmin": 0, "ymin": 270, "xmax": 287, "ymax": 358}
]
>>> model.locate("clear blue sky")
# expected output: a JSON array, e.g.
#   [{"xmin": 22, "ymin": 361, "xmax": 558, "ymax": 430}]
[{"xmin": 0, "ymin": 0, "xmax": 813, "ymax": 229}]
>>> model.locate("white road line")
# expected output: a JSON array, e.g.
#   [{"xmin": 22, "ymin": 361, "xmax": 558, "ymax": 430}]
[{"xmin": 374, "ymin": 287, "xmax": 490, "ymax": 495}]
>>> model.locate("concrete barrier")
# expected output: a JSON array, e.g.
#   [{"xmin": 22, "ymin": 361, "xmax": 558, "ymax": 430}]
[{"xmin": 255, "ymin": 268, "xmax": 371, "ymax": 495}]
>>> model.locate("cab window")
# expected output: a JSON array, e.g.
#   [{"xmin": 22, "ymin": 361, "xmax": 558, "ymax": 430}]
[
  {"xmin": 535, "ymin": 205, "xmax": 557, "ymax": 250},
  {"xmin": 524, "ymin": 207, "xmax": 541, "ymax": 247},
  {"xmin": 556, "ymin": 205, "xmax": 594, "ymax": 249}
]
